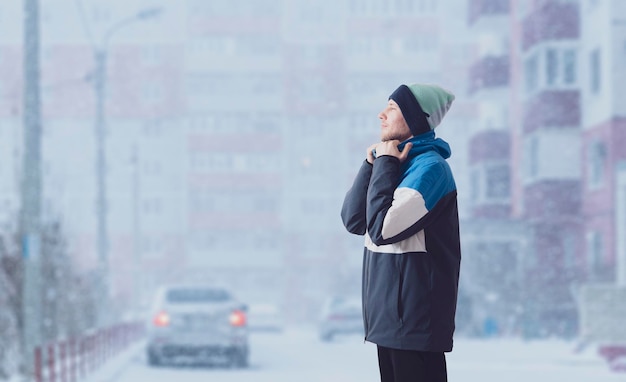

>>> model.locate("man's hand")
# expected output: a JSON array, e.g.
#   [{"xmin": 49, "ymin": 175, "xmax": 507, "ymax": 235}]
[
  {"xmin": 375, "ymin": 140, "xmax": 413, "ymax": 163},
  {"xmin": 366, "ymin": 143, "xmax": 378, "ymax": 164}
]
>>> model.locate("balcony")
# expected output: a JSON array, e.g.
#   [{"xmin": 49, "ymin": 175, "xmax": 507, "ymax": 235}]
[
  {"xmin": 522, "ymin": 1, "xmax": 579, "ymax": 51},
  {"xmin": 523, "ymin": 180, "xmax": 581, "ymax": 221},
  {"xmin": 469, "ymin": 161, "xmax": 511, "ymax": 219},
  {"xmin": 523, "ymin": 90, "xmax": 580, "ymax": 133},
  {"xmin": 469, "ymin": 130, "xmax": 510, "ymax": 165},
  {"xmin": 469, "ymin": 130, "xmax": 511, "ymax": 219},
  {"xmin": 471, "ymin": 204, "xmax": 511, "ymax": 219},
  {"xmin": 468, "ymin": 0, "xmax": 510, "ymax": 26},
  {"xmin": 468, "ymin": 55, "xmax": 509, "ymax": 94}
]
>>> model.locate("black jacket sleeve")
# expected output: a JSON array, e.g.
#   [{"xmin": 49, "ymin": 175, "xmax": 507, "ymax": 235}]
[
  {"xmin": 366, "ymin": 155, "xmax": 404, "ymax": 245},
  {"xmin": 340, "ymin": 160, "xmax": 373, "ymax": 235}
]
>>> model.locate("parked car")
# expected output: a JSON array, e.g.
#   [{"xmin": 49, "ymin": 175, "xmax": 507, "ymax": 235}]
[
  {"xmin": 318, "ymin": 296, "xmax": 364, "ymax": 342},
  {"xmin": 146, "ymin": 284, "xmax": 249, "ymax": 367},
  {"xmin": 247, "ymin": 303, "xmax": 284, "ymax": 332}
]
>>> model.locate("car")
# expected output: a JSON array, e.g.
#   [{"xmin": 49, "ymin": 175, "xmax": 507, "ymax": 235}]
[
  {"xmin": 318, "ymin": 296, "xmax": 364, "ymax": 342},
  {"xmin": 146, "ymin": 284, "xmax": 249, "ymax": 367}
]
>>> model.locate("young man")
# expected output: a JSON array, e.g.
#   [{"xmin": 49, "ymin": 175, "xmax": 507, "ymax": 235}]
[{"xmin": 341, "ymin": 83, "xmax": 461, "ymax": 382}]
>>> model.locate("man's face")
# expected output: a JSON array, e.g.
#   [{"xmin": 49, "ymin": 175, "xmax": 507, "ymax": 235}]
[{"xmin": 378, "ymin": 99, "xmax": 412, "ymax": 142}]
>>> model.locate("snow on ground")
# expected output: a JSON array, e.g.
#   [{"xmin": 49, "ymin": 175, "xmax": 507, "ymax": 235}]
[
  {"xmin": 81, "ymin": 327, "xmax": 624, "ymax": 382},
  {"xmin": 448, "ymin": 338, "xmax": 622, "ymax": 382}
]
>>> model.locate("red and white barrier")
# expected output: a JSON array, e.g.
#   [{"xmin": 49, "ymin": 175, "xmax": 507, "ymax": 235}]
[{"xmin": 33, "ymin": 322, "xmax": 145, "ymax": 382}]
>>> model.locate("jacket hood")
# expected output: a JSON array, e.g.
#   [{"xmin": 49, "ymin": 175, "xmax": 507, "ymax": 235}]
[{"xmin": 397, "ymin": 131, "xmax": 451, "ymax": 160}]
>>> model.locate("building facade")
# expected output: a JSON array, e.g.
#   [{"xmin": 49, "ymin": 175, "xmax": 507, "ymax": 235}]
[
  {"xmin": 580, "ymin": 0, "xmax": 626, "ymax": 285},
  {"xmin": 462, "ymin": 0, "xmax": 530, "ymax": 336}
]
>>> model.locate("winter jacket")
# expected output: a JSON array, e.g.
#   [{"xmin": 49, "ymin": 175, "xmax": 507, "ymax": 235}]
[{"xmin": 341, "ymin": 131, "xmax": 461, "ymax": 352}]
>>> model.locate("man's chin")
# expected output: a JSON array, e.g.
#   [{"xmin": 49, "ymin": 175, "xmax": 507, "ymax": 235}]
[{"xmin": 381, "ymin": 135, "xmax": 410, "ymax": 142}]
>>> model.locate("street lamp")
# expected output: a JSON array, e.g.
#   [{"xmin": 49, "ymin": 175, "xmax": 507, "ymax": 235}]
[{"xmin": 93, "ymin": 7, "xmax": 162, "ymax": 326}]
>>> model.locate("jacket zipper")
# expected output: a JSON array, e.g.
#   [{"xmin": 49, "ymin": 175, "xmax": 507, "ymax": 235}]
[
  {"xmin": 397, "ymin": 257, "xmax": 404, "ymax": 325},
  {"xmin": 363, "ymin": 252, "xmax": 370, "ymax": 342}
]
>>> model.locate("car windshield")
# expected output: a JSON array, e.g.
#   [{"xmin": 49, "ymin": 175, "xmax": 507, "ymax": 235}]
[{"xmin": 165, "ymin": 288, "xmax": 231, "ymax": 303}]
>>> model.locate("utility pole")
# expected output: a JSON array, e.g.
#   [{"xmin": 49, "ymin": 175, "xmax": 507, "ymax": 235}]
[
  {"xmin": 617, "ymin": 163, "xmax": 626, "ymax": 286},
  {"xmin": 21, "ymin": 0, "xmax": 42, "ymax": 379},
  {"xmin": 132, "ymin": 143, "xmax": 141, "ymax": 310},
  {"xmin": 92, "ymin": 7, "xmax": 161, "ymax": 327}
]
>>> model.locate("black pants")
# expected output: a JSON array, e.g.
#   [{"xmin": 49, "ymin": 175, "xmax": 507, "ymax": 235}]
[{"xmin": 377, "ymin": 345, "xmax": 448, "ymax": 382}]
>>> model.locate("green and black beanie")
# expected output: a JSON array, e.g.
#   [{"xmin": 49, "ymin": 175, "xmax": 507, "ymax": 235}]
[{"xmin": 389, "ymin": 83, "xmax": 455, "ymax": 136}]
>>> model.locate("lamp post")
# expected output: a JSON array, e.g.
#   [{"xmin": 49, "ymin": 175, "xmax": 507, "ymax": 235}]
[
  {"xmin": 93, "ymin": 7, "xmax": 161, "ymax": 326},
  {"xmin": 21, "ymin": 0, "xmax": 42, "ymax": 379},
  {"xmin": 131, "ymin": 142, "xmax": 141, "ymax": 311}
]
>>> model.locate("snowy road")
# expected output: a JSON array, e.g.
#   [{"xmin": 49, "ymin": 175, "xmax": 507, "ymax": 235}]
[{"xmin": 88, "ymin": 328, "xmax": 624, "ymax": 382}]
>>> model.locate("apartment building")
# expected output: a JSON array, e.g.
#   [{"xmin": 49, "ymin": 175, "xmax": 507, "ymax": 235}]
[
  {"xmin": 461, "ymin": 0, "xmax": 531, "ymax": 336},
  {"xmin": 579, "ymin": 0, "xmax": 626, "ymax": 284},
  {"xmin": 1, "ymin": 0, "xmax": 520, "ymax": 324},
  {"xmin": 510, "ymin": 0, "xmax": 583, "ymax": 337}
]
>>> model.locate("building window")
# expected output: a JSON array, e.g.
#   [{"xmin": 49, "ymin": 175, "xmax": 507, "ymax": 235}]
[
  {"xmin": 189, "ymin": 37, "xmax": 235, "ymax": 56},
  {"xmin": 188, "ymin": 116, "xmax": 216, "ymax": 132},
  {"xmin": 249, "ymin": 0, "xmax": 281, "ymax": 16},
  {"xmin": 256, "ymin": 233, "xmax": 278, "ymax": 250},
  {"xmin": 418, "ymin": 0, "xmax": 437, "ymax": 12},
  {"xmin": 485, "ymin": 165, "xmax": 510, "ymax": 199},
  {"xmin": 142, "ymin": 46, "xmax": 161, "ymax": 66},
  {"xmin": 143, "ymin": 121, "xmax": 163, "ymax": 136},
  {"xmin": 143, "ymin": 198, "xmax": 161, "ymax": 214},
  {"xmin": 546, "ymin": 49, "xmax": 558, "ymax": 86},
  {"xmin": 563, "ymin": 233, "xmax": 576, "ymax": 269},
  {"xmin": 590, "ymin": 48, "xmax": 601, "ymax": 93},
  {"xmin": 563, "ymin": 49, "xmax": 577, "ymax": 84},
  {"xmin": 404, "ymin": 35, "xmax": 439, "ymax": 53},
  {"xmin": 524, "ymin": 136, "xmax": 539, "ymax": 181},
  {"xmin": 350, "ymin": 0, "xmax": 435, "ymax": 15},
  {"xmin": 524, "ymin": 53, "xmax": 538, "ymax": 93},
  {"xmin": 297, "ymin": 77, "xmax": 326, "ymax": 102},
  {"xmin": 254, "ymin": 113, "xmax": 281, "ymax": 134},
  {"xmin": 296, "ymin": 3, "xmax": 324, "ymax": 22},
  {"xmin": 470, "ymin": 168, "xmax": 480, "ymax": 200},
  {"xmin": 586, "ymin": 231, "xmax": 603, "ymax": 275},
  {"xmin": 349, "ymin": 0, "xmax": 366, "ymax": 14},
  {"xmin": 143, "ymin": 236, "xmax": 162, "ymax": 254},
  {"xmin": 142, "ymin": 83, "xmax": 164, "ymax": 104},
  {"xmin": 191, "ymin": 153, "xmax": 233, "ymax": 172},
  {"xmin": 395, "ymin": 0, "xmax": 414, "ymax": 13},
  {"xmin": 251, "ymin": 76, "xmax": 280, "ymax": 95},
  {"xmin": 237, "ymin": 36, "xmax": 280, "ymax": 56},
  {"xmin": 588, "ymin": 140, "xmax": 606, "ymax": 188},
  {"xmin": 541, "ymin": 47, "xmax": 577, "ymax": 88},
  {"xmin": 143, "ymin": 161, "xmax": 162, "ymax": 176}
]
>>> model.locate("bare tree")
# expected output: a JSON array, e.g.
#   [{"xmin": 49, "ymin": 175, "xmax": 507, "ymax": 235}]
[{"xmin": 0, "ymin": 219, "xmax": 99, "ymax": 378}]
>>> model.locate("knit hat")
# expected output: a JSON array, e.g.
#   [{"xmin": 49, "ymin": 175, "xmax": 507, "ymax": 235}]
[{"xmin": 389, "ymin": 83, "xmax": 455, "ymax": 136}]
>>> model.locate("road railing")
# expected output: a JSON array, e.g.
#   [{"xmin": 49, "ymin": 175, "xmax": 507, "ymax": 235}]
[{"xmin": 32, "ymin": 321, "xmax": 144, "ymax": 382}]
